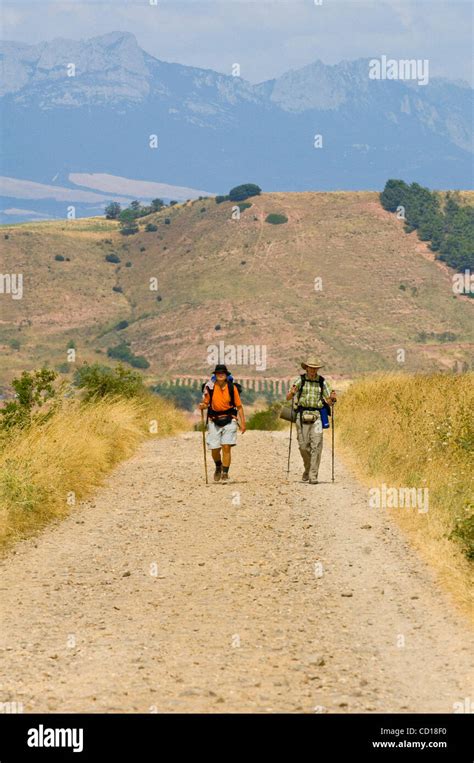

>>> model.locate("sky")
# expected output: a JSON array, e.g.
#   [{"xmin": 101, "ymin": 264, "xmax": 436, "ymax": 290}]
[{"xmin": 0, "ymin": 0, "xmax": 472, "ymax": 85}]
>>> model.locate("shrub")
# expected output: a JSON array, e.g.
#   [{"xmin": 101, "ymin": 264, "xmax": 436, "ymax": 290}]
[
  {"xmin": 115, "ymin": 320, "xmax": 129, "ymax": 331},
  {"xmin": 151, "ymin": 383, "xmax": 199, "ymax": 412},
  {"xmin": 125, "ymin": 261, "xmax": 132, "ymax": 268},
  {"xmin": 164, "ymin": 218, "xmax": 171, "ymax": 225},
  {"xmin": 145, "ymin": 223, "xmax": 158, "ymax": 232},
  {"xmin": 105, "ymin": 254, "xmax": 120, "ymax": 264},
  {"xmin": 246, "ymin": 403, "xmax": 285, "ymax": 430},
  {"xmin": 451, "ymin": 515, "xmax": 474, "ymax": 560},
  {"xmin": 129, "ymin": 356, "xmax": 150, "ymax": 369},
  {"xmin": 9, "ymin": 339, "xmax": 20, "ymax": 350},
  {"xmin": 112, "ymin": 285, "xmax": 123, "ymax": 293},
  {"xmin": 107, "ymin": 342, "xmax": 150, "ymax": 369},
  {"xmin": 54, "ymin": 254, "xmax": 65, "ymax": 261},
  {"xmin": 74, "ymin": 363, "xmax": 144, "ymax": 401},
  {"xmin": 265, "ymin": 213, "xmax": 288, "ymax": 225},
  {"xmin": 0, "ymin": 368, "xmax": 60, "ymax": 430},
  {"xmin": 228, "ymin": 183, "xmax": 262, "ymax": 202},
  {"xmin": 238, "ymin": 202, "xmax": 252, "ymax": 212},
  {"xmin": 215, "ymin": 195, "xmax": 229, "ymax": 204}
]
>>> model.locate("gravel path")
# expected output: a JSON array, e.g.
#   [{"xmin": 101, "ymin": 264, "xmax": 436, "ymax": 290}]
[{"xmin": 0, "ymin": 431, "xmax": 472, "ymax": 713}]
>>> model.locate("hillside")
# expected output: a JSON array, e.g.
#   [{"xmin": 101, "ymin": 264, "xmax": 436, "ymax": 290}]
[{"xmin": 1, "ymin": 191, "xmax": 473, "ymax": 389}]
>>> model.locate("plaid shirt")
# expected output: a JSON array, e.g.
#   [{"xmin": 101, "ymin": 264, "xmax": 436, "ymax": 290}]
[{"xmin": 292, "ymin": 374, "xmax": 332, "ymax": 408}]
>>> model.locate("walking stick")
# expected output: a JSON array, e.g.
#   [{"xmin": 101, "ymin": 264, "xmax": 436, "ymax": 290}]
[
  {"xmin": 286, "ymin": 414, "xmax": 293, "ymax": 477},
  {"xmin": 331, "ymin": 402, "xmax": 335, "ymax": 483},
  {"xmin": 200, "ymin": 409, "xmax": 208, "ymax": 484},
  {"xmin": 287, "ymin": 409, "xmax": 294, "ymax": 476}
]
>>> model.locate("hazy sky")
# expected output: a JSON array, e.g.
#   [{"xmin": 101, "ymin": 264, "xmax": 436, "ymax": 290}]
[{"xmin": 1, "ymin": 0, "xmax": 472, "ymax": 84}]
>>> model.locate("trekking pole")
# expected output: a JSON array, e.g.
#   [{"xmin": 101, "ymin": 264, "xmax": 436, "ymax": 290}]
[
  {"xmin": 200, "ymin": 409, "xmax": 208, "ymax": 485},
  {"xmin": 331, "ymin": 402, "xmax": 335, "ymax": 483},
  {"xmin": 287, "ymin": 411, "xmax": 293, "ymax": 476}
]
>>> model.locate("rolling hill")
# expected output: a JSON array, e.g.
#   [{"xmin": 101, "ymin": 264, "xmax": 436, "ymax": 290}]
[{"xmin": 0, "ymin": 191, "xmax": 473, "ymax": 390}]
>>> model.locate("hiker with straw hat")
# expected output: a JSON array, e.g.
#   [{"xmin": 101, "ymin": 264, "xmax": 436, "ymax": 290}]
[{"xmin": 286, "ymin": 358, "xmax": 337, "ymax": 484}]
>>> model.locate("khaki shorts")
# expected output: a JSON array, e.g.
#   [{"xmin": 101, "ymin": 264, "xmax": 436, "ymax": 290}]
[{"xmin": 206, "ymin": 418, "xmax": 238, "ymax": 449}]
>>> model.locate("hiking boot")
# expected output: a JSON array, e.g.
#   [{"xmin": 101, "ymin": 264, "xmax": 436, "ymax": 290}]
[
  {"xmin": 214, "ymin": 465, "xmax": 222, "ymax": 482},
  {"xmin": 309, "ymin": 478, "xmax": 319, "ymax": 484},
  {"xmin": 221, "ymin": 472, "xmax": 229, "ymax": 482},
  {"xmin": 302, "ymin": 472, "xmax": 309, "ymax": 482}
]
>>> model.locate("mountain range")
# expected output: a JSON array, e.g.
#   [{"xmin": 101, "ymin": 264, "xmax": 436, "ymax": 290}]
[{"xmin": 1, "ymin": 31, "xmax": 473, "ymax": 222}]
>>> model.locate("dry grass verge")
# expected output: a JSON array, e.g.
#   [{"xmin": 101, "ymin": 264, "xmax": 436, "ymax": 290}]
[
  {"xmin": 336, "ymin": 372, "xmax": 473, "ymax": 618},
  {"xmin": 0, "ymin": 395, "xmax": 187, "ymax": 548}
]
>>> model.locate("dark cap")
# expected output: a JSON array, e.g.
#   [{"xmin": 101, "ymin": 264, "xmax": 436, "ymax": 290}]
[{"xmin": 214, "ymin": 364, "xmax": 230, "ymax": 375}]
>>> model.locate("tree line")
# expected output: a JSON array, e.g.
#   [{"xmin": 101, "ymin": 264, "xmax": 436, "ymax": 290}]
[
  {"xmin": 380, "ymin": 180, "xmax": 473, "ymax": 273},
  {"xmin": 104, "ymin": 198, "xmax": 179, "ymax": 235}
]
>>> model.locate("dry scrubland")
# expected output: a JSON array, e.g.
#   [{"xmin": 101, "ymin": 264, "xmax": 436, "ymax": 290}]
[
  {"xmin": 1, "ymin": 191, "xmax": 473, "ymax": 387},
  {"xmin": 0, "ymin": 396, "xmax": 187, "ymax": 548},
  {"xmin": 337, "ymin": 372, "xmax": 474, "ymax": 615}
]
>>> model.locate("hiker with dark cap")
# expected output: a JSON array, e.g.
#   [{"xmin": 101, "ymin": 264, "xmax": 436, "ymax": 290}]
[
  {"xmin": 199, "ymin": 364, "xmax": 246, "ymax": 482},
  {"xmin": 286, "ymin": 358, "xmax": 337, "ymax": 484}
]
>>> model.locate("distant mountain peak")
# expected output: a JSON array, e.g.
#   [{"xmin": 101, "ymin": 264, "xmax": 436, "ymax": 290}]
[
  {"xmin": 0, "ymin": 29, "xmax": 150, "ymax": 102},
  {"xmin": 91, "ymin": 30, "xmax": 138, "ymax": 46}
]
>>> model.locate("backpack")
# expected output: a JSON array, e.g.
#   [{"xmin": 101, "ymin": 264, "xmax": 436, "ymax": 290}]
[
  {"xmin": 201, "ymin": 378, "xmax": 243, "ymax": 425},
  {"xmin": 296, "ymin": 374, "xmax": 331, "ymax": 417}
]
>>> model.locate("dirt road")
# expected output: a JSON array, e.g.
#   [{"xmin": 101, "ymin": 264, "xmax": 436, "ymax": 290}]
[{"xmin": 0, "ymin": 431, "xmax": 472, "ymax": 713}]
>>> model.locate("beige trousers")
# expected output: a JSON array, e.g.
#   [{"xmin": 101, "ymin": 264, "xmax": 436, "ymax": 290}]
[{"xmin": 296, "ymin": 414, "xmax": 323, "ymax": 480}]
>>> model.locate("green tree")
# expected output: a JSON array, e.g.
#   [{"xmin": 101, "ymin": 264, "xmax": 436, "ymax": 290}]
[
  {"xmin": 228, "ymin": 183, "xmax": 262, "ymax": 202},
  {"xmin": 0, "ymin": 368, "xmax": 59, "ymax": 430},
  {"xmin": 380, "ymin": 179, "xmax": 409, "ymax": 212},
  {"xmin": 105, "ymin": 202, "xmax": 122, "ymax": 220},
  {"xmin": 119, "ymin": 209, "xmax": 139, "ymax": 236}
]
